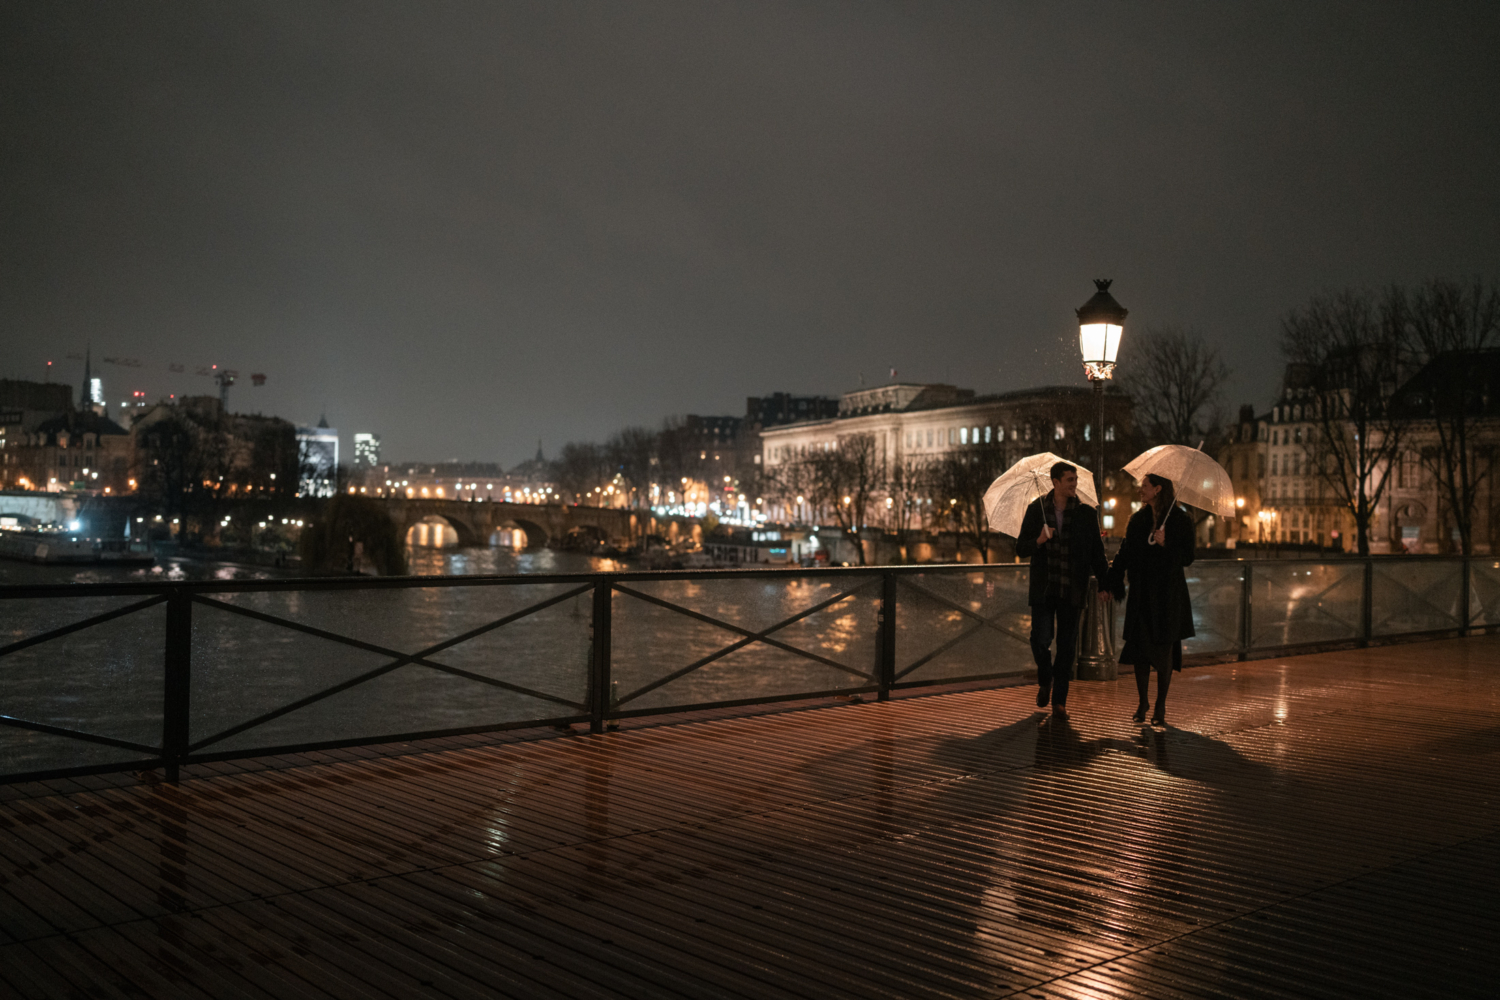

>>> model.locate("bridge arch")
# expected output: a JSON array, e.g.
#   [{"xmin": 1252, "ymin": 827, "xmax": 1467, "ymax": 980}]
[
  {"xmin": 490, "ymin": 517, "xmax": 549, "ymax": 548},
  {"xmin": 404, "ymin": 513, "xmax": 483, "ymax": 548}
]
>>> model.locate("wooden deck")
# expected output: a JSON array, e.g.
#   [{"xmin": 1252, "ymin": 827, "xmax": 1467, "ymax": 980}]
[{"xmin": 2, "ymin": 634, "xmax": 1498, "ymax": 999}]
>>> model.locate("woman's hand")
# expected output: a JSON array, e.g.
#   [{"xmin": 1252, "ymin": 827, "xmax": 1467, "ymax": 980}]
[{"xmin": 1149, "ymin": 526, "xmax": 1166, "ymax": 546}]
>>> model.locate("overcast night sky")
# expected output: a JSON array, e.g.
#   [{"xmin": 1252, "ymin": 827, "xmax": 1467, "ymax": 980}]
[{"xmin": 3, "ymin": 2, "xmax": 1499, "ymax": 466}]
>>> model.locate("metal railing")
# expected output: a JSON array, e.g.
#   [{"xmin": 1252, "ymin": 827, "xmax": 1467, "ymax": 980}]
[{"xmin": 2, "ymin": 556, "xmax": 1496, "ymax": 784}]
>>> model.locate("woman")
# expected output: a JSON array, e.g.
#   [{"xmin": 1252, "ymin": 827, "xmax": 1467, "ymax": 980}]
[{"xmin": 1107, "ymin": 473, "xmax": 1196, "ymax": 726}]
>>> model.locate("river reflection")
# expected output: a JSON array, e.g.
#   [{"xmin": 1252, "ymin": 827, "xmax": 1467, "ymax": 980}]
[{"xmin": 404, "ymin": 545, "xmax": 631, "ymax": 577}]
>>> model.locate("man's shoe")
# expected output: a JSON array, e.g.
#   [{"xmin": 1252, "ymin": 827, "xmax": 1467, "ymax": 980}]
[
  {"xmin": 1131, "ymin": 704, "xmax": 1148, "ymax": 724},
  {"xmin": 1036, "ymin": 687, "xmax": 1050, "ymax": 708}
]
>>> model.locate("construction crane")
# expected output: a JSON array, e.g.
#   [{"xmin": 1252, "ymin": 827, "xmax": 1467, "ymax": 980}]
[
  {"xmin": 205, "ymin": 366, "xmax": 267, "ymax": 411},
  {"xmin": 211, "ymin": 367, "xmax": 237, "ymax": 410}
]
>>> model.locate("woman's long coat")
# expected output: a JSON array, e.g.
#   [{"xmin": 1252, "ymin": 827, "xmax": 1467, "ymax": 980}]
[{"xmin": 1106, "ymin": 504, "xmax": 1196, "ymax": 667}]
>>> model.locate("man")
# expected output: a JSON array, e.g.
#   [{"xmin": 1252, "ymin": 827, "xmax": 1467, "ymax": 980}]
[{"xmin": 1013, "ymin": 461, "xmax": 1111, "ymax": 719}]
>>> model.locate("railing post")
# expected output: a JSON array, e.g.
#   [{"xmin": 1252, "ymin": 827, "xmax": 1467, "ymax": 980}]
[
  {"xmin": 162, "ymin": 590, "xmax": 192, "ymax": 784},
  {"xmin": 1238, "ymin": 561, "xmax": 1252, "ymax": 661},
  {"xmin": 877, "ymin": 572, "xmax": 896, "ymax": 701},
  {"xmin": 1361, "ymin": 558, "xmax": 1374, "ymax": 647},
  {"xmin": 589, "ymin": 578, "xmax": 612, "ymax": 734}
]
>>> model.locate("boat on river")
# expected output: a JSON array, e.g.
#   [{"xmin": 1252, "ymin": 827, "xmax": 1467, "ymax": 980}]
[{"xmin": 0, "ymin": 529, "xmax": 154, "ymax": 566}]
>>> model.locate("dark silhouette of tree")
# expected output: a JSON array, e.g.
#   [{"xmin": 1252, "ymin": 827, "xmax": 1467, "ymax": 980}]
[
  {"xmin": 299, "ymin": 494, "xmax": 406, "ymax": 575},
  {"xmin": 1119, "ymin": 325, "xmax": 1230, "ymax": 451},
  {"xmin": 1282, "ymin": 288, "xmax": 1409, "ymax": 556},
  {"xmin": 803, "ymin": 433, "xmax": 884, "ymax": 565},
  {"xmin": 249, "ymin": 421, "xmax": 300, "ymax": 496},
  {"xmin": 135, "ymin": 411, "xmax": 203, "ymax": 519},
  {"xmin": 604, "ymin": 426, "xmax": 657, "ymax": 508},
  {"xmin": 653, "ymin": 416, "xmax": 699, "ymax": 503},
  {"xmin": 884, "ymin": 455, "xmax": 932, "ymax": 562},
  {"xmin": 1394, "ymin": 278, "xmax": 1500, "ymax": 555},
  {"xmin": 930, "ymin": 443, "xmax": 1008, "ymax": 562},
  {"xmin": 553, "ymin": 441, "xmax": 612, "ymax": 503}
]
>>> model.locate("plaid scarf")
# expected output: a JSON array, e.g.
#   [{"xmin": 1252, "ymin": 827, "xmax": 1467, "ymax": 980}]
[{"xmin": 1043, "ymin": 491, "xmax": 1078, "ymax": 602}]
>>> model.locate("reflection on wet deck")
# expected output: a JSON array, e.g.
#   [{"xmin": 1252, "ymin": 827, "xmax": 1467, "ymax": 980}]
[{"xmin": 2, "ymin": 635, "xmax": 1497, "ymax": 998}]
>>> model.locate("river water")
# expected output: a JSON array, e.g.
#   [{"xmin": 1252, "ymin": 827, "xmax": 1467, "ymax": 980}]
[{"xmin": 0, "ymin": 543, "xmax": 626, "ymax": 587}]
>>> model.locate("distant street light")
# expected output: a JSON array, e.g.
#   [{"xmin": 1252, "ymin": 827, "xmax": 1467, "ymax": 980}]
[{"xmin": 1075, "ymin": 278, "xmax": 1127, "ymax": 682}]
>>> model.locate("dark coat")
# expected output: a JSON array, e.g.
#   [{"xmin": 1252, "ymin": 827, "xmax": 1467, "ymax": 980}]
[
  {"xmin": 1106, "ymin": 503, "xmax": 1196, "ymax": 666},
  {"xmin": 1014, "ymin": 493, "xmax": 1110, "ymax": 608}
]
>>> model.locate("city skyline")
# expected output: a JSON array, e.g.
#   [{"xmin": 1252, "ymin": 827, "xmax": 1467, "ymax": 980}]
[{"xmin": 5, "ymin": 3, "xmax": 1500, "ymax": 466}]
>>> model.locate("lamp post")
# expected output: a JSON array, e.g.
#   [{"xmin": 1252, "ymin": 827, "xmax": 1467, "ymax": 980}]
[{"xmin": 1074, "ymin": 279, "xmax": 1127, "ymax": 681}]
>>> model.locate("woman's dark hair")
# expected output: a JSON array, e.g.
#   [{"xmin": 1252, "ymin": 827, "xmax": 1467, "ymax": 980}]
[{"xmin": 1146, "ymin": 473, "xmax": 1176, "ymax": 520}]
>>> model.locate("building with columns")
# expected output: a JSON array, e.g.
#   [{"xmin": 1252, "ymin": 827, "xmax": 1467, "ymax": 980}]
[{"xmin": 758, "ymin": 381, "xmax": 1134, "ymax": 534}]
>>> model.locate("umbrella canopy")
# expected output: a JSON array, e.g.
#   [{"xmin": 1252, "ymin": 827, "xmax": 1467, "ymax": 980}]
[
  {"xmin": 983, "ymin": 453, "xmax": 1098, "ymax": 537},
  {"xmin": 1124, "ymin": 444, "xmax": 1236, "ymax": 518}
]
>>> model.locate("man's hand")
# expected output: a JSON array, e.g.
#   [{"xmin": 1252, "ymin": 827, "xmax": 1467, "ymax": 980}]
[{"xmin": 1037, "ymin": 524, "xmax": 1054, "ymax": 546}]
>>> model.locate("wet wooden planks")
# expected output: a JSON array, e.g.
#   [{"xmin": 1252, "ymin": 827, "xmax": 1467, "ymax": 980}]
[{"xmin": 2, "ymin": 634, "xmax": 1498, "ymax": 998}]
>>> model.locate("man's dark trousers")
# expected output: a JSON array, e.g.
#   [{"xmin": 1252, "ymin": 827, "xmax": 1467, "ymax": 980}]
[{"xmin": 1031, "ymin": 600, "xmax": 1082, "ymax": 707}]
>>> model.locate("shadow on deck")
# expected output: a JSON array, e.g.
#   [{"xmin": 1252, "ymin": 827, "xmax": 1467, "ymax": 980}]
[{"xmin": 2, "ymin": 635, "xmax": 1498, "ymax": 998}]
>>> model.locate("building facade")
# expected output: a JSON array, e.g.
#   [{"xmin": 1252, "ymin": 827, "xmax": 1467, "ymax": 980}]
[
  {"xmin": 1220, "ymin": 355, "xmax": 1500, "ymax": 553},
  {"xmin": 4, "ymin": 410, "xmax": 133, "ymax": 494},
  {"xmin": 759, "ymin": 382, "xmax": 1135, "ymax": 534}
]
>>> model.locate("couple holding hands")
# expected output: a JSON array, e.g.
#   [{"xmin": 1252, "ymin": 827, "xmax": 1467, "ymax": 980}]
[{"xmin": 1015, "ymin": 461, "xmax": 1195, "ymax": 726}]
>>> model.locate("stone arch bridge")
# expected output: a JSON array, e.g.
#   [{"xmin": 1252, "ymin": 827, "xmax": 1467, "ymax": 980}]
[
  {"xmin": 382, "ymin": 498, "xmax": 637, "ymax": 548},
  {"xmin": 0, "ymin": 492, "xmax": 638, "ymax": 549}
]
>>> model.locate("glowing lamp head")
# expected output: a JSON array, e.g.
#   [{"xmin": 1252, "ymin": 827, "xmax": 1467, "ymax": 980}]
[{"xmin": 1076, "ymin": 279, "xmax": 1127, "ymax": 380}]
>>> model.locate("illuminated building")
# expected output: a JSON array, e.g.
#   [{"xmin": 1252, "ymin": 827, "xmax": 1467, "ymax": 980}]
[
  {"xmin": 758, "ymin": 381, "xmax": 1133, "ymax": 532},
  {"xmin": 354, "ymin": 433, "xmax": 381, "ymax": 469},
  {"xmin": 296, "ymin": 416, "xmax": 339, "ymax": 497}
]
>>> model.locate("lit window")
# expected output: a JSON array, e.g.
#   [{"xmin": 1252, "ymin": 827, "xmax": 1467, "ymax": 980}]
[
  {"xmin": 1102, "ymin": 515, "xmax": 1115, "ymax": 530},
  {"xmin": 1055, "ymin": 423, "xmax": 1065, "ymax": 440},
  {"xmin": 960, "ymin": 427, "xmax": 969, "ymax": 445},
  {"xmin": 984, "ymin": 426, "xmax": 992, "ymax": 443}
]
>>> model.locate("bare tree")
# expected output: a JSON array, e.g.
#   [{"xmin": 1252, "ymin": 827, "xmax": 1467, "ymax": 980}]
[
  {"xmin": 803, "ymin": 433, "xmax": 884, "ymax": 565},
  {"xmin": 930, "ymin": 442, "xmax": 1008, "ymax": 562},
  {"xmin": 604, "ymin": 426, "xmax": 657, "ymax": 508},
  {"xmin": 1395, "ymin": 278, "xmax": 1500, "ymax": 554},
  {"xmin": 553, "ymin": 441, "xmax": 612, "ymax": 503},
  {"xmin": 1283, "ymin": 288, "xmax": 1409, "ymax": 555},
  {"xmin": 760, "ymin": 454, "xmax": 816, "ymax": 526},
  {"xmin": 1119, "ymin": 325, "xmax": 1231, "ymax": 451},
  {"xmin": 884, "ymin": 455, "xmax": 932, "ymax": 562},
  {"xmin": 653, "ymin": 416, "xmax": 698, "ymax": 501}
]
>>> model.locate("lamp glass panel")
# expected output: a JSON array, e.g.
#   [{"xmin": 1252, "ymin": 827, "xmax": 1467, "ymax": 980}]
[
  {"xmin": 1104, "ymin": 322, "xmax": 1122, "ymax": 362},
  {"xmin": 1079, "ymin": 323, "xmax": 1123, "ymax": 363}
]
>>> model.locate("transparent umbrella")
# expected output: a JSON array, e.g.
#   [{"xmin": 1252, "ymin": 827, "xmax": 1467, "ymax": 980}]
[
  {"xmin": 983, "ymin": 452, "xmax": 1097, "ymax": 538},
  {"xmin": 1124, "ymin": 444, "xmax": 1235, "ymax": 517}
]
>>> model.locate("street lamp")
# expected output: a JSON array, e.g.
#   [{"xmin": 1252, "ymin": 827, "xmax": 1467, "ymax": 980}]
[
  {"xmin": 1077, "ymin": 279, "xmax": 1127, "ymax": 479},
  {"xmin": 1075, "ymin": 279, "xmax": 1126, "ymax": 682}
]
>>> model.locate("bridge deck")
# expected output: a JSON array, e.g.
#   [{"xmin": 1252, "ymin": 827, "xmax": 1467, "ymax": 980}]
[{"xmin": 2, "ymin": 635, "xmax": 1498, "ymax": 999}]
